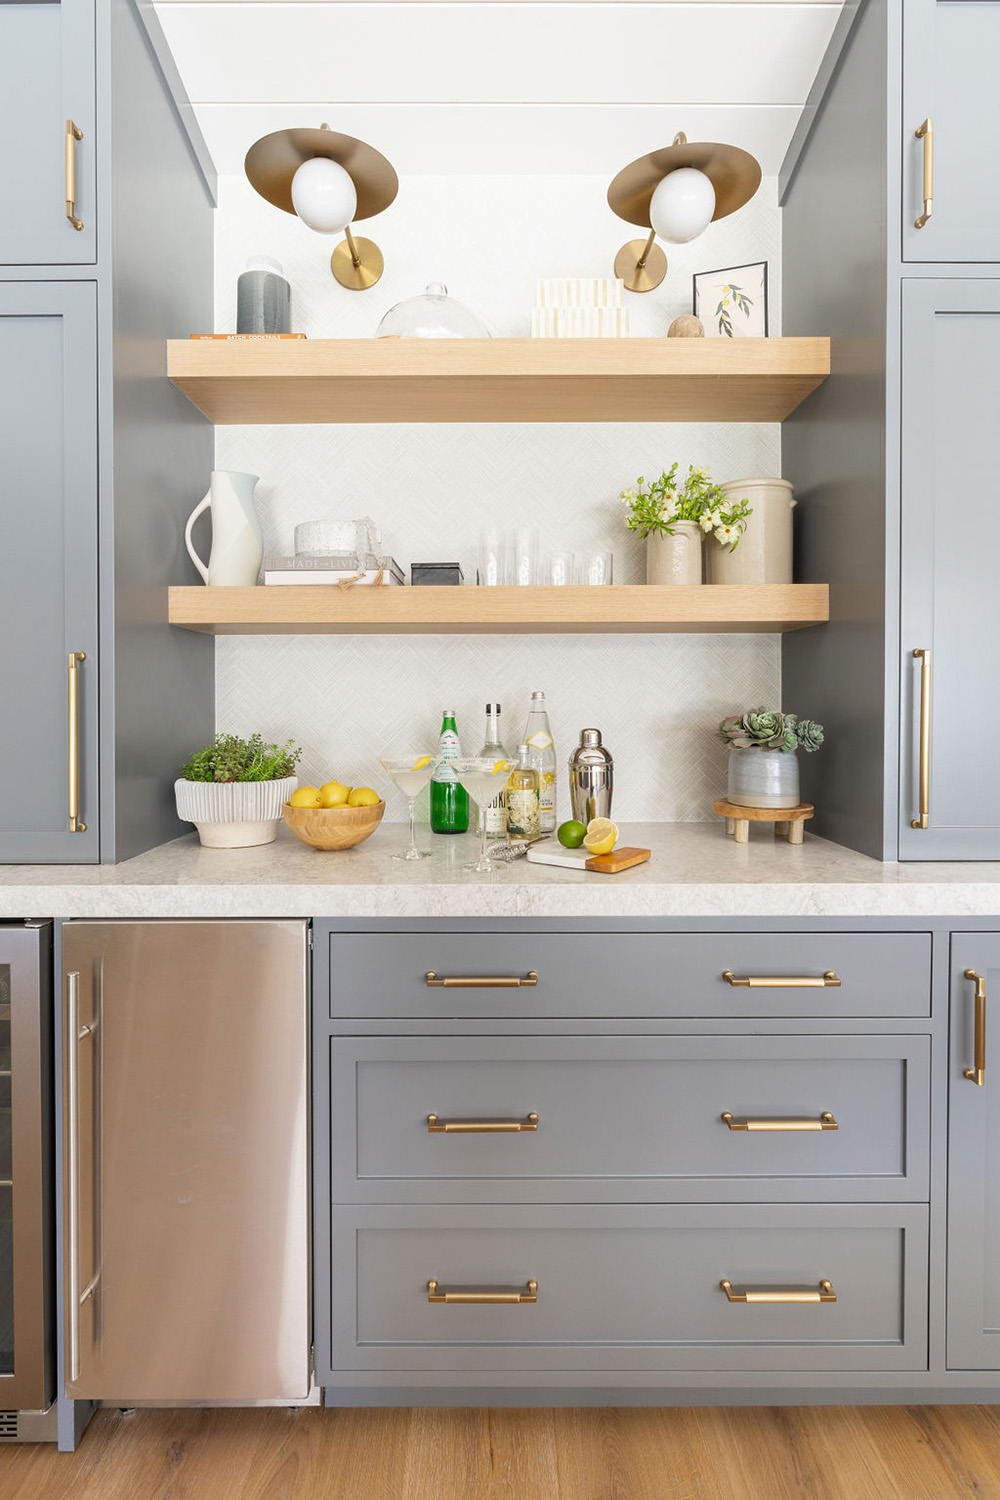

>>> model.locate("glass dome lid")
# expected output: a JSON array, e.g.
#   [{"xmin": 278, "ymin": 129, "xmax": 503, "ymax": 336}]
[{"xmin": 375, "ymin": 282, "xmax": 490, "ymax": 339}]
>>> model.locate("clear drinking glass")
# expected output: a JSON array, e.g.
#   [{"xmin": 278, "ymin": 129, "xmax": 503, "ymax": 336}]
[
  {"xmin": 477, "ymin": 528, "xmax": 511, "ymax": 586},
  {"xmin": 377, "ymin": 753, "xmax": 436, "ymax": 860},
  {"xmin": 576, "ymin": 550, "xmax": 613, "ymax": 585},
  {"xmin": 512, "ymin": 526, "xmax": 539, "ymax": 586},
  {"xmin": 541, "ymin": 551, "xmax": 575, "ymax": 586},
  {"xmin": 451, "ymin": 756, "xmax": 516, "ymax": 872}
]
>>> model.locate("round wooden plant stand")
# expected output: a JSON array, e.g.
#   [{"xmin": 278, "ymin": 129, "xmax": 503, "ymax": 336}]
[{"xmin": 713, "ymin": 798, "xmax": 815, "ymax": 845}]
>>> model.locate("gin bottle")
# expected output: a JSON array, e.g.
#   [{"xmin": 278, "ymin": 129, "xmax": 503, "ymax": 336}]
[{"xmin": 477, "ymin": 703, "xmax": 509, "ymax": 837}]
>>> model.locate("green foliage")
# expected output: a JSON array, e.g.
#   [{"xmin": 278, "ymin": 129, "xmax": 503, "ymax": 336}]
[
  {"xmin": 718, "ymin": 708, "xmax": 825, "ymax": 755},
  {"xmin": 715, "ymin": 283, "xmax": 754, "ymax": 339},
  {"xmin": 179, "ymin": 732, "xmax": 302, "ymax": 783},
  {"xmin": 619, "ymin": 464, "xmax": 752, "ymax": 549}
]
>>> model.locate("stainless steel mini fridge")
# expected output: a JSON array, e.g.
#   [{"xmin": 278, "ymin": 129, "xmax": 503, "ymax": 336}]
[{"xmin": 61, "ymin": 920, "xmax": 310, "ymax": 1403}]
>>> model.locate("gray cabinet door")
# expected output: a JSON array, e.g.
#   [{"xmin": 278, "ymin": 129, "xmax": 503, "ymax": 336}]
[
  {"xmin": 0, "ymin": 283, "xmax": 99, "ymax": 862},
  {"xmin": 948, "ymin": 934, "xmax": 1000, "ymax": 1369},
  {"xmin": 902, "ymin": 1, "xmax": 1000, "ymax": 262},
  {"xmin": 898, "ymin": 279, "xmax": 1000, "ymax": 859},
  {"xmin": 0, "ymin": 0, "xmax": 96, "ymax": 265}
]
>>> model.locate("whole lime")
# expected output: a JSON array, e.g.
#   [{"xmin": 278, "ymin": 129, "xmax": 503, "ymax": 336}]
[{"xmin": 557, "ymin": 820, "xmax": 587, "ymax": 848}]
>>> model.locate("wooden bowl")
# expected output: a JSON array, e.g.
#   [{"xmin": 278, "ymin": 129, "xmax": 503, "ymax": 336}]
[{"xmin": 282, "ymin": 799, "xmax": 385, "ymax": 850}]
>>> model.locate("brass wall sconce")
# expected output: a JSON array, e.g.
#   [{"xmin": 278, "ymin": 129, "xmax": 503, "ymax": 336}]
[
  {"xmin": 608, "ymin": 132, "xmax": 762, "ymax": 292},
  {"xmin": 244, "ymin": 124, "xmax": 398, "ymax": 289}
]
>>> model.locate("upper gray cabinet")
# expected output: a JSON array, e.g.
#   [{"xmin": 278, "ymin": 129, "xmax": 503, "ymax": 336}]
[
  {"xmin": 898, "ymin": 279, "xmax": 1000, "ymax": 859},
  {"xmin": 0, "ymin": 0, "xmax": 96, "ymax": 265},
  {"xmin": 902, "ymin": 0, "xmax": 1000, "ymax": 262}
]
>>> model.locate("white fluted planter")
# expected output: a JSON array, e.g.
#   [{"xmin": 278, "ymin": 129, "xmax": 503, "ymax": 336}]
[
  {"xmin": 174, "ymin": 776, "xmax": 299, "ymax": 847},
  {"xmin": 726, "ymin": 748, "xmax": 800, "ymax": 809},
  {"xmin": 646, "ymin": 521, "xmax": 703, "ymax": 585}
]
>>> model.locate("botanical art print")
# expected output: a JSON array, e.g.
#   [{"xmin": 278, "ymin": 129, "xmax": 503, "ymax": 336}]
[{"xmin": 693, "ymin": 262, "xmax": 769, "ymax": 339}]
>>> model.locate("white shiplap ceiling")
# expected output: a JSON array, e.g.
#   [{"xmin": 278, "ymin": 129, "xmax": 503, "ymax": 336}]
[{"xmin": 152, "ymin": 1, "xmax": 843, "ymax": 177}]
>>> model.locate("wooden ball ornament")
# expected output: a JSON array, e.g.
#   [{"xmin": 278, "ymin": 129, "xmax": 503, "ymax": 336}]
[{"xmin": 668, "ymin": 314, "xmax": 705, "ymax": 338}]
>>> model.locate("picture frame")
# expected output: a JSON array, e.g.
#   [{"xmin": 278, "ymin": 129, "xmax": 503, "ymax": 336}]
[{"xmin": 693, "ymin": 261, "xmax": 769, "ymax": 339}]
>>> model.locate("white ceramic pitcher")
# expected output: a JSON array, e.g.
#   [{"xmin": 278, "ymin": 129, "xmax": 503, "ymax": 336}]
[{"xmin": 184, "ymin": 471, "xmax": 262, "ymax": 586}]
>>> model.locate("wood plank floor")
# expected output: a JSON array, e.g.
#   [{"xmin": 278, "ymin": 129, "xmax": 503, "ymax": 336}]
[{"xmin": 3, "ymin": 1405, "xmax": 1000, "ymax": 1500}]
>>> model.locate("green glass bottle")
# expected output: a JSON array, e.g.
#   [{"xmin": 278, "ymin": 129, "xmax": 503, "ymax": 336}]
[{"xmin": 430, "ymin": 710, "xmax": 469, "ymax": 834}]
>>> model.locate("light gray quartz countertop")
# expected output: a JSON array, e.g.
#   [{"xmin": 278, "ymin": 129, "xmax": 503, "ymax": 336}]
[{"xmin": 2, "ymin": 822, "xmax": 1000, "ymax": 919}]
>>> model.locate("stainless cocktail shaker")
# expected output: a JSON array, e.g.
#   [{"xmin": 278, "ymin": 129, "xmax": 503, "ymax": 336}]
[{"xmin": 568, "ymin": 728, "xmax": 613, "ymax": 824}]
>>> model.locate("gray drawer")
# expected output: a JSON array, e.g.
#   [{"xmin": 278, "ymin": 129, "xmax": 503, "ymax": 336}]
[
  {"xmin": 330, "ymin": 1035, "xmax": 930, "ymax": 1203},
  {"xmin": 328, "ymin": 931, "xmax": 930, "ymax": 1019},
  {"xmin": 330, "ymin": 1203, "xmax": 928, "ymax": 1372}
]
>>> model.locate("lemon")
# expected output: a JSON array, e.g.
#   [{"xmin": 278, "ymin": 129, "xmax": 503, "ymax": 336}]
[
  {"xmin": 411, "ymin": 754, "xmax": 433, "ymax": 771},
  {"xmin": 289, "ymin": 785, "xmax": 323, "ymax": 809},
  {"xmin": 319, "ymin": 780, "xmax": 351, "ymax": 808},
  {"xmin": 492, "ymin": 759, "xmax": 512, "ymax": 775},
  {"xmin": 347, "ymin": 786, "xmax": 380, "ymax": 807},
  {"xmin": 557, "ymin": 820, "xmax": 587, "ymax": 849},
  {"xmin": 583, "ymin": 817, "xmax": 619, "ymax": 856}
]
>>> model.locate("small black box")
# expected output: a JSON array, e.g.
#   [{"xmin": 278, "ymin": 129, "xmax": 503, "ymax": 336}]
[{"xmin": 410, "ymin": 564, "xmax": 465, "ymax": 586}]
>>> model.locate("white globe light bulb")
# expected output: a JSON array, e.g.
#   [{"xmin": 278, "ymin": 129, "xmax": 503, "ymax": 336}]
[
  {"xmin": 290, "ymin": 156, "xmax": 357, "ymax": 234},
  {"xmin": 648, "ymin": 167, "xmax": 716, "ymax": 245}
]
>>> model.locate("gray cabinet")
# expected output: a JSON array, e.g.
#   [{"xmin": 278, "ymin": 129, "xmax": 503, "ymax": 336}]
[
  {"xmin": 0, "ymin": 0, "xmax": 96, "ymax": 266},
  {"xmin": 947, "ymin": 935, "xmax": 1000, "ymax": 1369},
  {"xmin": 902, "ymin": 0, "xmax": 1000, "ymax": 262},
  {"xmin": 0, "ymin": 284, "xmax": 99, "ymax": 862},
  {"xmin": 898, "ymin": 281, "xmax": 1000, "ymax": 858},
  {"xmin": 0, "ymin": 0, "xmax": 215, "ymax": 863}
]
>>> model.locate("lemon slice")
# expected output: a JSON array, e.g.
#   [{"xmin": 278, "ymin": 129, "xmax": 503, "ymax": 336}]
[
  {"xmin": 583, "ymin": 817, "xmax": 619, "ymax": 856},
  {"xmin": 411, "ymin": 754, "xmax": 433, "ymax": 771},
  {"xmin": 492, "ymin": 759, "xmax": 512, "ymax": 775}
]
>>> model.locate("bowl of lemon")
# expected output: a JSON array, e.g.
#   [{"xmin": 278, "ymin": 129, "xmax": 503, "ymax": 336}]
[{"xmin": 282, "ymin": 779, "xmax": 385, "ymax": 851}]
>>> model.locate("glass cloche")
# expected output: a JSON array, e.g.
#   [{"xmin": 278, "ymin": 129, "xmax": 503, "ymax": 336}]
[{"xmin": 375, "ymin": 282, "xmax": 490, "ymax": 339}]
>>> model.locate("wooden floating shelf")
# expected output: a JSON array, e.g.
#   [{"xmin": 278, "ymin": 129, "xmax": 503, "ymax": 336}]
[
  {"xmin": 168, "ymin": 584, "xmax": 830, "ymax": 637},
  {"xmin": 166, "ymin": 337, "xmax": 830, "ymax": 425}
]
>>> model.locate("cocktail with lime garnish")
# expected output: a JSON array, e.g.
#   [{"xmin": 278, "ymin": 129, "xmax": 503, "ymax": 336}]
[
  {"xmin": 378, "ymin": 753, "xmax": 436, "ymax": 860},
  {"xmin": 451, "ymin": 756, "xmax": 516, "ymax": 873}
]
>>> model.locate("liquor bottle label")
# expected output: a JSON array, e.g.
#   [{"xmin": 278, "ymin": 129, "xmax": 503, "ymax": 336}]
[
  {"xmin": 433, "ymin": 731, "xmax": 460, "ymax": 781},
  {"xmin": 483, "ymin": 792, "xmax": 507, "ymax": 836},
  {"xmin": 507, "ymin": 789, "xmax": 540, "ymax": 838},
  {"xmin": 526, "ymin": 731, "xmax": 554, "ymax": 750}
]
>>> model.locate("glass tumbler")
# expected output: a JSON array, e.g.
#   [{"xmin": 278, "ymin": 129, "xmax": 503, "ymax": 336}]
[
  {"xmin": 576, "ymin": 551, "xmax": 613, "ymax": 585},
  {"xmin": 477, "ymin": 528, "xmax": 511, "ymax": 586},
  {"xmin": 541, "ymin": 551, "xmax": 575, "ymax": 586}
]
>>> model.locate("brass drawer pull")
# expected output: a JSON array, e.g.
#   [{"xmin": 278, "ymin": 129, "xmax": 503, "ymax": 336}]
[
  {"xmin": 65, "ymin": 120, "xmax": 84, "ymax": 230},
  {"xmin": 427, "ymin": 1112, "xmax": 539, "ymax": 1133},
  {"xmin": 915, "ymin": 117, "xmax": 933, "ymax": 228},
  {"xmin": 721, "ymin": 1279, "xmax": 837, "ymax": 1304},
  {"xmin": 963, "ymin": 968, "xmax": 987, "ymax": 1087},
  {"xmin": 722, "ymin": 970, "xmax": 841, "ymax": 989},
  {"xmin": 911, "ymin": 647, "xmax": 931, "ymax": 828},
  {"xmin": 68, "ymin": 651, "xmax": 87, "ymax": 832},
  {"xmin": 721, "ymin": 1111, "xmax": 838, "ymax": 1132},
  {"xmin": 425, "ymin": 971, "xmax": 538, "ymax": 988},
  {"xmin": 427, "ymin": 1279, "xmax": 537, "ymax": 1304}
]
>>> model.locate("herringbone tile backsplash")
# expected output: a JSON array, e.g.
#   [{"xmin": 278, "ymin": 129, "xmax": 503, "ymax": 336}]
[{"xmin": 212, "ymin": 173, "xmax": 784, "ymax": 821}]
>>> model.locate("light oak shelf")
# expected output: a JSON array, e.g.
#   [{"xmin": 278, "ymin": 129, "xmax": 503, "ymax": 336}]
[
  {"xmin": 168, "ymin": 584, "xmax": 830, "ymax": 636},
  {"xmin": 166, "ymin": 337, "xmax": 830, "ymax": 425}
]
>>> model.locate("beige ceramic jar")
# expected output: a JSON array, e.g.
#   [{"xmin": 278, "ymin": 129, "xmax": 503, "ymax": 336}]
[
  {"xmin": 706, "ymin": 478, "xmax": 795, "ymax": 585},
  {"xmin": 646, "ymin": 521, "xmax": 703, "ymax": 584}
]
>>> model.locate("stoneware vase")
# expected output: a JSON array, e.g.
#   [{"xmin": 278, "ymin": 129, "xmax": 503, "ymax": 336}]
[
  {"xmin": 646, "ymin": 521, "xmax": 703, "ymax": 585},
  {"xmin": 184, "ymin": 470, "xmax": 263, "ymax": 586},
  {"xmin": 726, "ymin": 748, "xmax": 800, "ymax": 809},
  {"xmin": 174, "ymin": 776, "xmax": 299, "ymax": 847},
  {"xmin": 707, "ymin": 478, "xmax": 796, "ymax": 585}
]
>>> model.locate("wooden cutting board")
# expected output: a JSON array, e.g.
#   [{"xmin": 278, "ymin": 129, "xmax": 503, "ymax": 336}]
[{"xmin": 526, "ymin": 845, "xmax": 651, "ymax": 874}]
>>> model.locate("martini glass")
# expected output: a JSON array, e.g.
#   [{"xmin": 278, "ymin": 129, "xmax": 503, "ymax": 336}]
[
  {"xmin": 451, "ymin": 755, "xmax": 516, "ymax": 873},
  {"xmin": 378, "ymin": 753, "xmax": 436, "ymax": 860}
]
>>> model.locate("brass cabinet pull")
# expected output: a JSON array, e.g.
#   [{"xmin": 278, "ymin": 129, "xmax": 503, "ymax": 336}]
[
  {"xmin": 911, "ymin": 648, "xmax": 931, "ymax": 829},
  {"xmin": 425, "ymin": 971, "xmax": 538, "ymax": 988},
  {"xmin": 722, "ymin": 970, "xmax": 841, "ymax": 989},
  {"xmin": 68, "ymin": 652, "xmax": 87, "ymax": 832},
  {"xmin": 65, "ymin": 120, "xmax": 84, "ymax": 230},
  {"xmin": 427, "ymin": 1112, "xmax": 539, "ymax": 1133},
  {"xmin": 721, "ymin": 1111, "xmax": 838, "ymax": 1132},
  {"xmin": 720, "ymin": 1279, "xmax": 836, "ymax": 1304},
  {"xmin": 915, "ymin": 117, "xmax": 934, "ymax": 228},
  {"xmin": 427, "ymin": 1279, "xmax": 537, "ymax": 1304},
  {"xmin": 963, "ymin": 968, "xmax": 987, "ymax": 1086}
]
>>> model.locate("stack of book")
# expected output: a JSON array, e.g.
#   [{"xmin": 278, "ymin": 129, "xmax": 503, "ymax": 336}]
[
  {"xmin": 530, "ymin": 278, "xmax": 630, "ymax": 338},
  {"xmin": 263, "ymin": 554, "xmax": 404, "ymax": 586}
]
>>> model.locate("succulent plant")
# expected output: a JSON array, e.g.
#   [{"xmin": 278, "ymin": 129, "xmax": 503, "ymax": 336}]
[{"xmin": 718, "ymin": 707, "xmax": 824, "ymax": 754}]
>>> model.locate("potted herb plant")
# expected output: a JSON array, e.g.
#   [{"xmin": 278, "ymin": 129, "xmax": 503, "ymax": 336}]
[
  {"xmin": 619, "ymin": 464, "xmax": 752, "ymax": 585},
  {"xmin": 718, "ymin": 708, "xmax": 824, "ymax": 808},
  {"xmin": 175, "ymin": 733, "xmax": 301, "ymax": 847}
]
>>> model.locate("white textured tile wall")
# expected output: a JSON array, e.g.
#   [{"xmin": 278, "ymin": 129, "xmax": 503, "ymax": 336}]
[{"xmin": 212, "ymin": 171, "xmax": 782, "ymax": 821}]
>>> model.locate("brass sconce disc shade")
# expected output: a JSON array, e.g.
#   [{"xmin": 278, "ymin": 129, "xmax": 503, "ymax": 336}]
[
  {"xmin": 331, "ymin": 235, "xmax": 384, "ymax": 291},
  {"xmin": 244, "ymin": 126, "xmax": 398, "ymax": 221},
  {"xmin": 614, "ymin": 237, "xmax": 667, "ymax": 293},
  {"xmin": 607, "ymin": 139, "xmax": 762, "ymax": 230}
]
